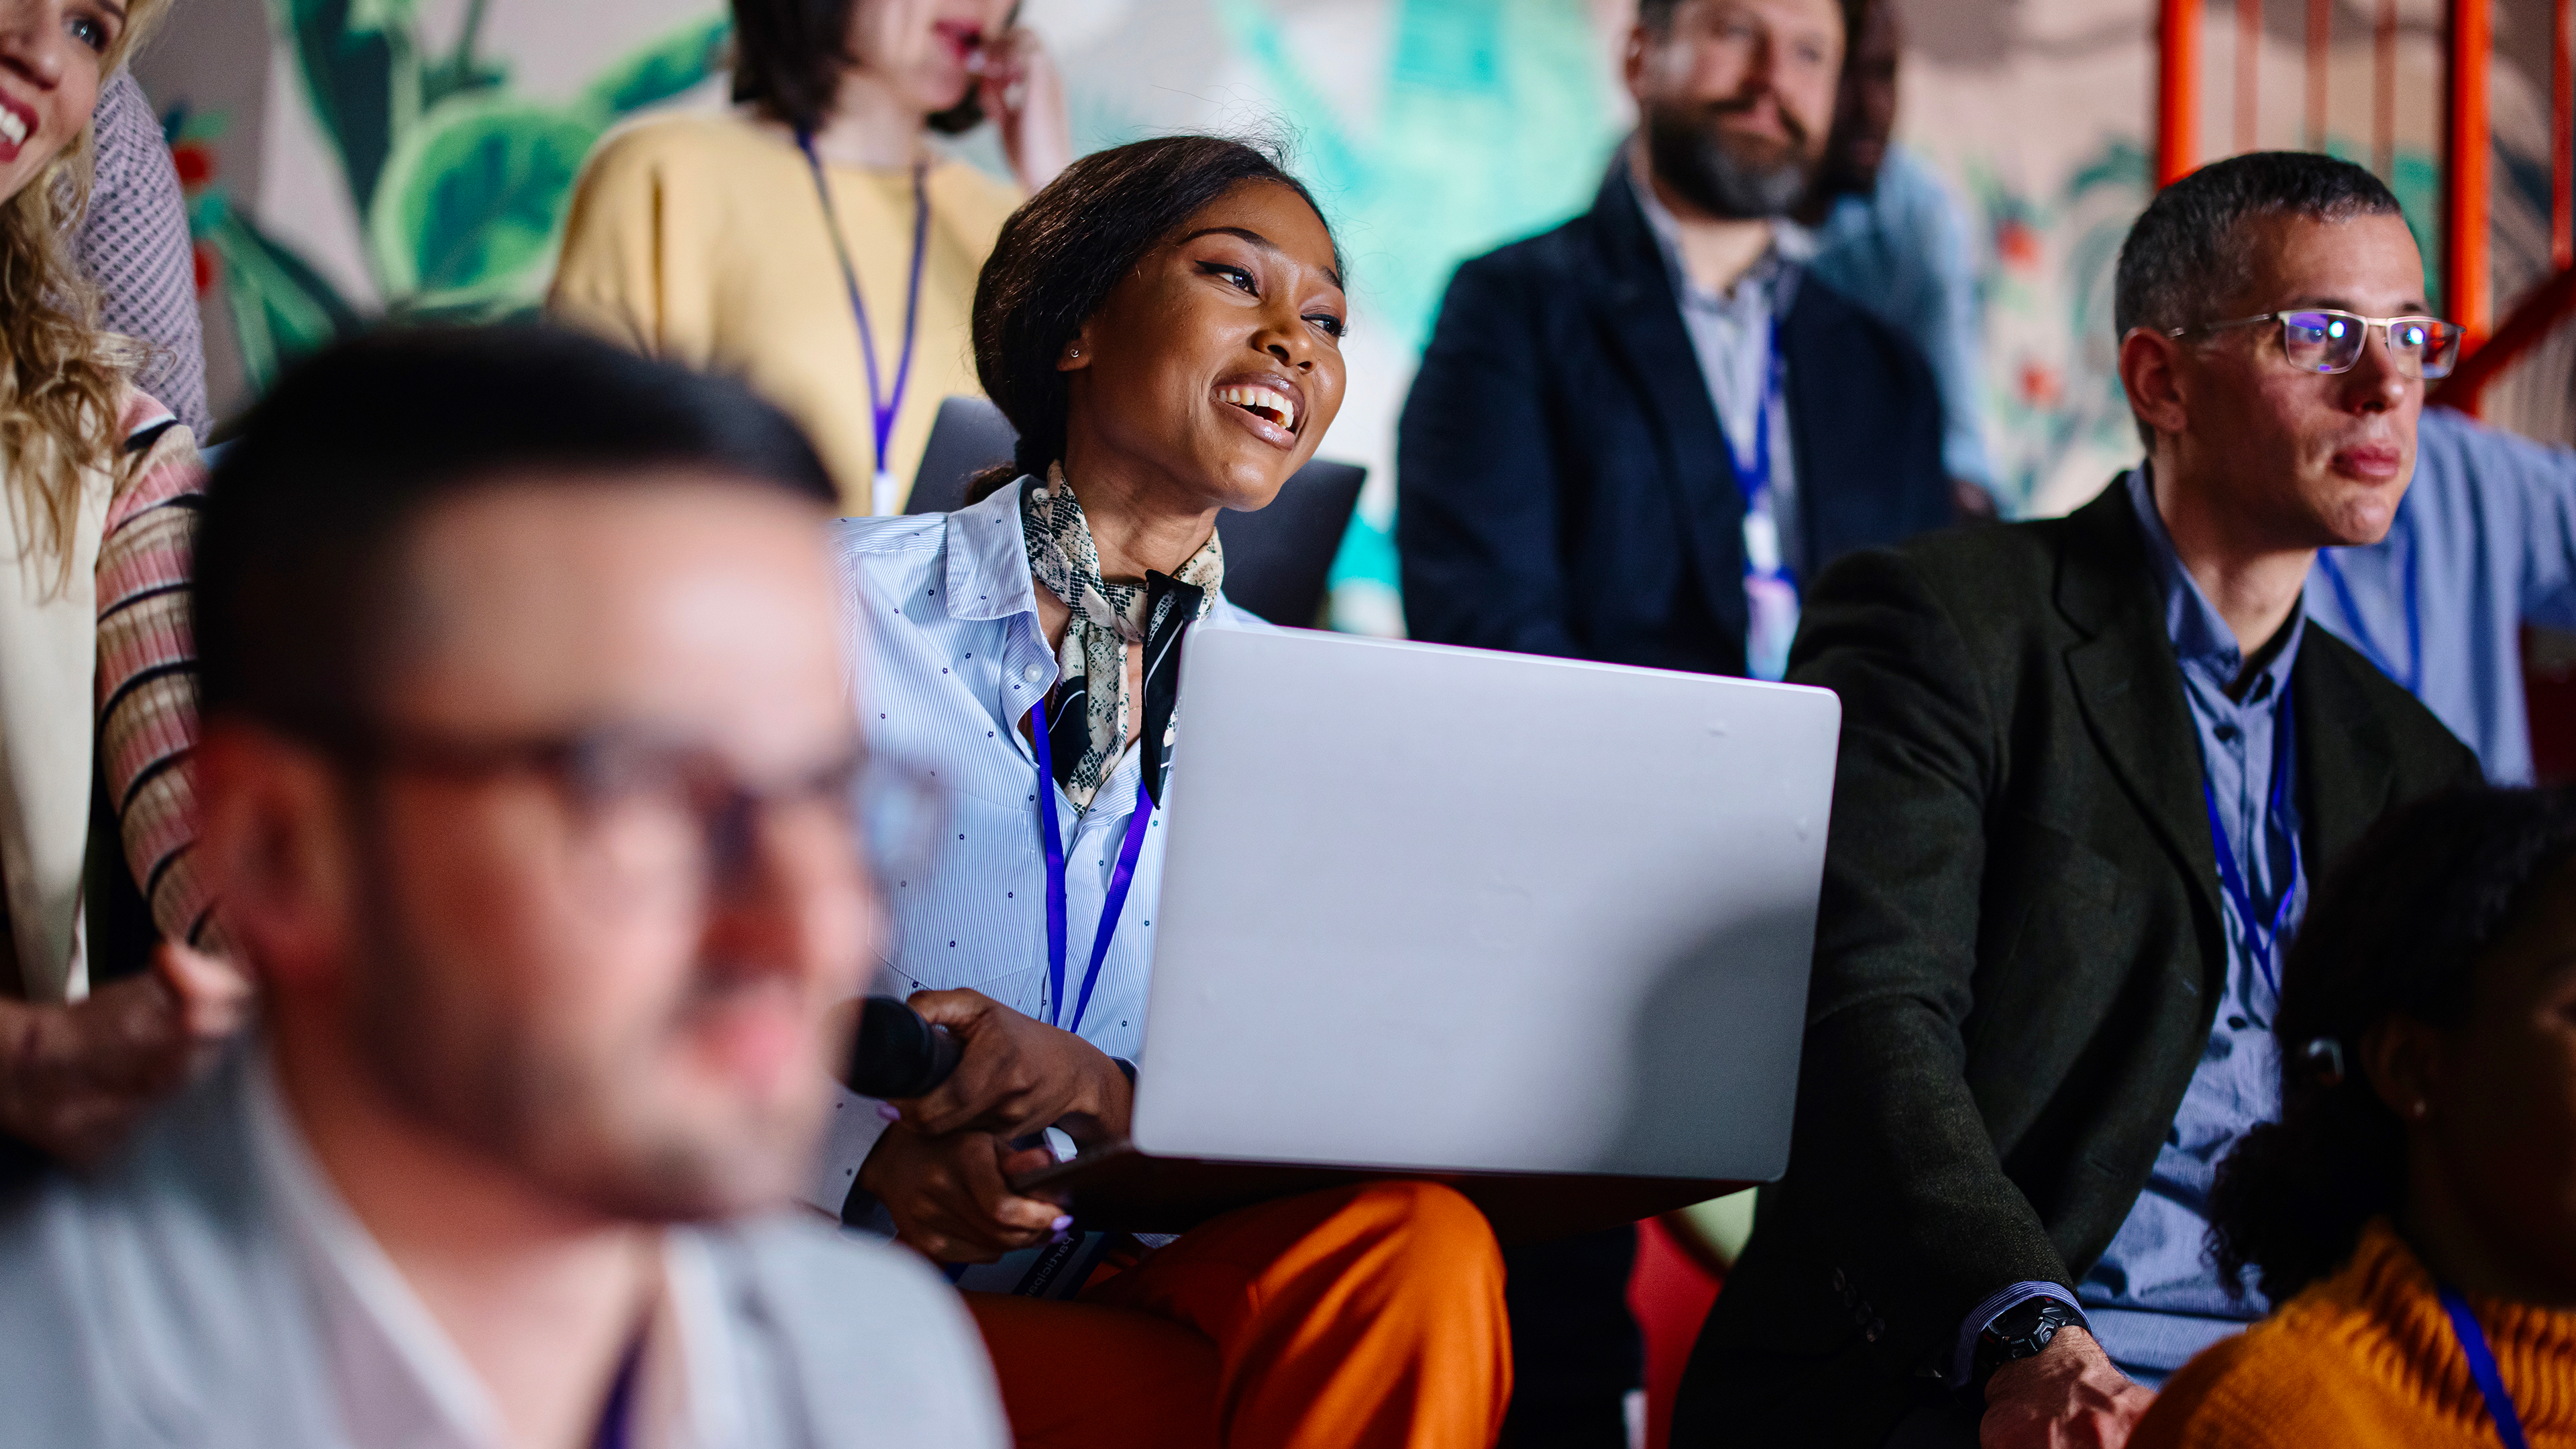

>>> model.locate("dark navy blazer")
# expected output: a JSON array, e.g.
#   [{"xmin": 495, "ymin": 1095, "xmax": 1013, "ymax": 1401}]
[{"xmin": 1397, "ymin": 162, "xmax": 1951, "ymax": 676}]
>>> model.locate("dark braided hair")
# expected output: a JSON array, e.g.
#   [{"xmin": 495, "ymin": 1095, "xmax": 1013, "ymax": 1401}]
[
  {"xmin": 961, "ymin": 135, "xmax": 1339, "ymax": 502},
  {"xmin": 2210, "ymin": 786, "xmax": 2576, "ymax": 1304}
]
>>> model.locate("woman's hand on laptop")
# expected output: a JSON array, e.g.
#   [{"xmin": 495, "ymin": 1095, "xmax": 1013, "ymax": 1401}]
[
  {"xmin": 897, "ymin": 988, "xmax": 1134, "ymax": 1144},
  {"xmin": 861, "ymin": 1122, "xmax": 1067, "ymax": 1263}
]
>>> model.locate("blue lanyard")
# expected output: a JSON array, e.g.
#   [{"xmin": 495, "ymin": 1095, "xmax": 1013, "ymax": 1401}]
[
  {"xmin": 1735, "ymin": 319, "xmax": 1794, "ymax": 589},
  {"xmin": 2198, "ymin": 696, "xmax": 2302, "ymax": 998},
  {"xmin": 1026, "ymin": 701, "xmax": 1153, "ymax": 1036},
  {"xmin": 2440, "ymin": 1284, "xmax": 2534, "ymax": 1449},
  {"xmin": 795, "ymin": 133, "xmax": 930, "ymax": 508},
  {"xmin": 2314, "ymin": 500, "xmax": 2421, "ymax": 694}
]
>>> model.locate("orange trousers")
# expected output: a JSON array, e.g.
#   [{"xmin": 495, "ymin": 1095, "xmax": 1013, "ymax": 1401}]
[{"xmin": 965, "ymin": 1180, "xmax": 1512, "ymax": 1449}]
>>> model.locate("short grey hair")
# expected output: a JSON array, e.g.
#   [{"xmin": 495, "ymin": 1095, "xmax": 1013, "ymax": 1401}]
[{"xmin": 2113, "ymin": 150, "xmax": 2406, "ymax": 443}]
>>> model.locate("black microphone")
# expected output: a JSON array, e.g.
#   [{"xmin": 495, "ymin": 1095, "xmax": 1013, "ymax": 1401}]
[{"xmin": 845, "ymin": 996, "xmax": 963, "ymax": 1099}]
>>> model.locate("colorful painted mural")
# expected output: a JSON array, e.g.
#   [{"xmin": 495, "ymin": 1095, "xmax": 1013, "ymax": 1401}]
[
  {"xmin": 170, "ymin": 2, "xmax": 728, "ymax": 392},
  {"xmin": 127, "ymin": 0, "xmax": 2567, "ymax": 627}
]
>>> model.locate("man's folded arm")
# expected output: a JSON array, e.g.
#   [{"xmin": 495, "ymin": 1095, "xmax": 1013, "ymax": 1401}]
[
  {"xmin": 1784, "ymin": 548, "xmax": 2079, "ymax": 1375},
  {"xmin": 1395, "ymin": 258, "xmax": 1582, "ymax": 658}
]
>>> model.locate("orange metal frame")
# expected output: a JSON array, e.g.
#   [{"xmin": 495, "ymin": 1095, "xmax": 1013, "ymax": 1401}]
[
  {"xmin": 2445, "ymin": 0, "xmax": 2492, "ymax": 337},
  {"xmin": 2157, "ymin": 0, "xmax": 2576, "ymax": 413},
  {"xmin": 2158, "ymin": 0, "xmax": 2202, "ymax": 186}
]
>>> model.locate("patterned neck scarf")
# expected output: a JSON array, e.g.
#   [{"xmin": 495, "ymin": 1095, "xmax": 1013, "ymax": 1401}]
[{"xmin": 1022, "ymin": 466, "xmax": 1224, "ymax": 811}]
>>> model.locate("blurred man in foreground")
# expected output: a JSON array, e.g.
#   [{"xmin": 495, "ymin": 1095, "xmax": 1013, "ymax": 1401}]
[{"xmin": 0, "ymin": 327, "xmax": 1006, "ymax": 1448}]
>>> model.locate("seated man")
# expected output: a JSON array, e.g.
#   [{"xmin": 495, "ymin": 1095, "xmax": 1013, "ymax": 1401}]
[
  {"xmin": 1399, "ymin": 0, "xmax": 1951, "ymax": 686},
  {"xmin": 1676, "ymin": 152, "xmax": 2482, "ymax": 1447},
  {"xmin": 0, "ymin": 327, "xmax": 1008, "ymax": 1448}
]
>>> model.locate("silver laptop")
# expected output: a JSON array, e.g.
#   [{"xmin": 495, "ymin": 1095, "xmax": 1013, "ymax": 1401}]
[{"xmin": 1102, "ymin": 625, "xmax": 1839, "ymax": 1190}]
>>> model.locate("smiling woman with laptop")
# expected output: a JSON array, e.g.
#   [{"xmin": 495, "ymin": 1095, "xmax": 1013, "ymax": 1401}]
[{"xmin": 820, "ymin": 136, "xmax": 1513, "ymax": 1449}]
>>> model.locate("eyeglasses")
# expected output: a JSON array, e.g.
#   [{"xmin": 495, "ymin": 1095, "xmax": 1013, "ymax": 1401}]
[
  {"xmin": 321, "ymin": 723, "xmax": 947, "ymax": 919},
  {"xmin": 2167, "ymin": 309, "xmax": 2464, "ymax": 380}
]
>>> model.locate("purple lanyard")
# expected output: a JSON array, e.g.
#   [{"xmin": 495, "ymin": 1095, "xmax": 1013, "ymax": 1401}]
[
  {"xmin": 2199, "ymin": 696, "xmax": 2302, "ymax": 998},
  {"xmin": 2440, "ymin": 1284, "xmax": 2534, "ymax": 1449},
  {"xmin": 2315, "ymin": 501, "xmax": 2422, "ymax": 694},
  {"xmin": 590, "ymin": 1330, "xmax": 646, "ymax": 1449},
  {"xmin": 794, "ymin": 132, "xmax": 930, "ymax": 492},
  {"xmin": 1026, "ymin": 701, "xmax": 1154, "ymax": 1036}
]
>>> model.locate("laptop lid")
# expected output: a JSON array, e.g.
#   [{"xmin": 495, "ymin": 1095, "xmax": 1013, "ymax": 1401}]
[{"xmin": 1130, "ymin": 627, "xmax": 1839, "ymax": 1183}]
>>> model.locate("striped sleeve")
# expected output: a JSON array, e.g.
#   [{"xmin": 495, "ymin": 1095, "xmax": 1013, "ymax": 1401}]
[{"xmin": 95, "ymin": 394, "xmax": 217, "ymax": 949}]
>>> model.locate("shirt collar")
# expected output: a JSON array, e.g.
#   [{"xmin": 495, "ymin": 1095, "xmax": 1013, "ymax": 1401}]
[
  {"xmin": 2123, "ymin": 465, "xmax": 2308, "ymax": 689},
  {"xmin": 942, "ymin": 474, "xmax": 1044, "ymax": 624},
  {"xmin": 246, "ymin": 1053, "xmax": 739, "ymax": 1449},
  {"xmin": 1626, "ymin": 148, "xmax": 1814, "ymax": 309}
]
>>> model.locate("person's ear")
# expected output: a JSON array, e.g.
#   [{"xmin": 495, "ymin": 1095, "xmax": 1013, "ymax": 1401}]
[
  {"xmin": 2359, "ymin": 1014, "xmax": 2448, "ymax": 1128},
  {"xmin": 2118, "ymin": 325, "xmax": 2192, "ymax": 443},
  {"xmin": 195, "ymin": 722, "xmax": 363, "ymax": 991},
  {"xmin": 1625, "ymin": 21, "xmax": 1654, "ymax": 99},
  {"xmin": 1056, "ymin": 328, "xmax": 1094, "ymax": 374}
]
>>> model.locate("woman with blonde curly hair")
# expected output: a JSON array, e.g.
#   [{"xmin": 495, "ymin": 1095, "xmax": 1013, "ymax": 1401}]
[{"xmin": 0, "ymin": 0, "xmax": 248, "ymax": 1171}]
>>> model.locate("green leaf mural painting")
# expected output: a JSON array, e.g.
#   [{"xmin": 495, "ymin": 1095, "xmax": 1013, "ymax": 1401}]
[{"xmin": 180, "ymin": 4, "xmax": 729, "ymax": 391}]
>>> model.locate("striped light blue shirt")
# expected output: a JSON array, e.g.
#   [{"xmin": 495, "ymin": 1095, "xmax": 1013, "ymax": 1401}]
[{"xmin": 806, "ymin": 479, "xmax": 1267, "ymax": 1234}]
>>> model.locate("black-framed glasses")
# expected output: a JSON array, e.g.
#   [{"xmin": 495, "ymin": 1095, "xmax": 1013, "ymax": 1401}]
[
  {"xmin": 2168, "ymin": 309, "xmax": 2464, "ymax": 379},
  {"xmin": 321, "ymin": 723, "xmax": 947, "ymax": 916}
]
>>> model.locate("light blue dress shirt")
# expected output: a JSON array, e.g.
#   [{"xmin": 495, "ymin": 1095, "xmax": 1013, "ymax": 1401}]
[
  {"xmin": 2307, "ymin": 405, "xmax": 2576, "ymax": 785},
  {"xmin": 1806, "ymin": 144, "xmax": 1995, "ymax": 496},
  {"xmin": 2071, "ymin": 470, "xmax": 2304, "ymax": 1383},
  {"xmin": 1954, "ymin": 470, "xmax": 2303, "ymax": 1389},
  {"xmin": 806, "ymin": 482, "xmax": 1267, "ymax": 1275}
]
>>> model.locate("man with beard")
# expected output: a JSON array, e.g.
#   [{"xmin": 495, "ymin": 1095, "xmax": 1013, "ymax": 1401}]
[
  {"xmin": 1676, "ymin": 152, "xmax": 2480, "ymax": 1446},
  {"xmin": 1396, "ymin": 1, "xmax": 1947, "ymax": 1442},
  {"xmin": 0, "ymin": 327, "xmax": 1008, "ymax": 1448},
  {"xmin": 1399, "ymin": 0, "xmax": 1949, "ymax": 688}
]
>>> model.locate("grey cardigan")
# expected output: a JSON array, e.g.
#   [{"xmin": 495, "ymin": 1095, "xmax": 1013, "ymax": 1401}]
[{"xmin": 0, "ymin": 1051, "xmax": 1007, "ymax": 1448}]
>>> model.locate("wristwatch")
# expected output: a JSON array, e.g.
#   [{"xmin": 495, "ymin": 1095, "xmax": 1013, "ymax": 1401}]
[{"xmin": 1972, "ymin": 1296, "xmax": 2078, "ymax": 1391}]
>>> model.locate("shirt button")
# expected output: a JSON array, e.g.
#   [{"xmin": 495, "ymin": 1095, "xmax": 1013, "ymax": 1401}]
[{"xmin": 1022, "ymin": 665, "xmax": 1045, "ymax": 682}]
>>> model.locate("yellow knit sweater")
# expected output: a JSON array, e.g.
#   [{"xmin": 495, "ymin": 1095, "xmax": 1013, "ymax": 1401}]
[
  {"xmin": 550, "ymin": 113, "xmax": 1022, "ymax": 515},
  {"xmin": 2135, "ymin": 1219, "xmax": 2576, "ymax": 1448}
]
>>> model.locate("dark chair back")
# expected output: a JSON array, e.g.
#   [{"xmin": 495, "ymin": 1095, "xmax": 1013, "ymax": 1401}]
[
  {"xmin": 909, "ymin": 395, "xmax": 1365, "ymax": 628},
  {"xmin": 908, "ymin": 396, "xmax": 1020, "ymax": 513}
]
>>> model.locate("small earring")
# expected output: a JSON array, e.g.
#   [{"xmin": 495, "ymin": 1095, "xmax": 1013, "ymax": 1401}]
[
  {"xmin": 2410, "ymin": 1099, "xmax": 2431, "ymax": 1121},
  {"xmin": 1069, "ymin": 346, "xmax": 1081, "ymax": 358}
]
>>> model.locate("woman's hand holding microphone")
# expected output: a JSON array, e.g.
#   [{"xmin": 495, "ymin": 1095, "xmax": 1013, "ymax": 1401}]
[{"xmin": 855, "ymin": 987, "xmax": 1132, "ymax": 1263}]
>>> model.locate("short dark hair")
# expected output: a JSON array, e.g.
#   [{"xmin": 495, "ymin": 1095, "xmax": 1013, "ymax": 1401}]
[
  {"xmin": 729, "ymin": 0, "xmax": 984, "ymax": 138},
  {"xmin": 2114, "ymin": 151, "xmax": 2404, "ymax": 340},
  {"xmin": 2209, "ymin": 786, "xmax": 2576, "ymax": 1304},
  {"xmin": 197, "ymin": 325, "xmax": 835, "ymax": 739},
  {"xmin": 2112, "ymin": 150, "xmax": 2404, "ymax": 444},
  {"xmin": 968, "ymin": 136, "xmax": 1340, "ymax": 489}
]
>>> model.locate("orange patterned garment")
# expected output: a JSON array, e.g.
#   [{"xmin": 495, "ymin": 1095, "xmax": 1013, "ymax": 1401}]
[{"xmin": 2135, "ymin": 1218, "xmax": 2576, "ymax": 1449}]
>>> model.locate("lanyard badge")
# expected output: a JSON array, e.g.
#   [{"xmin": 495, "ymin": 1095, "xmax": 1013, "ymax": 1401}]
[
  {"xmin": 797, "ymin": 133, "xmax": 932, "ymax": 517},
  {"xmin": 1026, "ymin": 698, "xmax": 1153, "ymax": 1036},
  {"xmin": 1737, "ymin": 320, "xmax": 1797, "ymax": 682}
]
